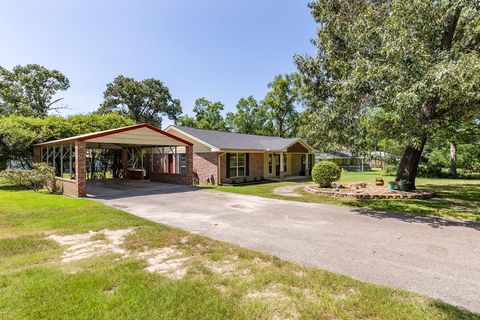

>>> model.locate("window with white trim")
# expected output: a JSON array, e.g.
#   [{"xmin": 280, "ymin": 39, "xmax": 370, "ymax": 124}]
[
  {"xmin": 177, "ymin": 153, "xmax": 186, "ymax": 174},
  {"xmin": 229, "ymin": 153, "xmax": 246, "ymax": 178}
]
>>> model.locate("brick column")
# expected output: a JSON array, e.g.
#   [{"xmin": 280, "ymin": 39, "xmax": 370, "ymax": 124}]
[
  {"xmin": 75, "ymin": 140, "xmax": 86, "ymax": 197},
  {"xmin": 33, "ymin": 146, "xmax": 41, "ymax": 163},
  {"xmin": 185, "ymin": 145, "xmax": 193, "ymax": 185},
  {"xmin": 122, "ymin": 148, "xmax": 128, "ymax": 179}
]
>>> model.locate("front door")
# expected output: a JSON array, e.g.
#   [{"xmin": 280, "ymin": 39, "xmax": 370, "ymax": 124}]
[{"xmin": 275, "ymin": 154, "xmax": 280, "ymax": 176}]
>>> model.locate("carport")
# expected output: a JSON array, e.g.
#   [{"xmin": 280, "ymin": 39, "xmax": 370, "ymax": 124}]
[{"xmin": 33, "ymin": 123, "xmax": 193, "ymax": 197}]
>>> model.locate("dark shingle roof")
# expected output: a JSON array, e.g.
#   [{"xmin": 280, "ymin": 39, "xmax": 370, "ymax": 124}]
[
  {"xmin": 171, "ymin": 126, "xmax": 306, "ymax": 151},
  {"xmin": 317, "ymin": 151, "xmax": 354, "ymax": 159}
]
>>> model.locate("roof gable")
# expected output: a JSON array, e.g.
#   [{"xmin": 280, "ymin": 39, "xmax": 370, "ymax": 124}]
[{"xmin": 35, "ymin": 123, "xmax": 192, "ymax": 147}]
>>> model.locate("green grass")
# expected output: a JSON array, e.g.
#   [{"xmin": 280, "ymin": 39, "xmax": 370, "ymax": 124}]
[
  {"xmin": 0, "ymin": 185, "xmax": 478, "ymax": 319},
  {"xmin": 200, "ymin": 170, "xmax": 480, "ymax": 222}
]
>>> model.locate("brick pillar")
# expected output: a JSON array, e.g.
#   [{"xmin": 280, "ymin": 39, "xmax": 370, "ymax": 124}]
[
  {"xmin": 122, "ymin": 148, "xmax": 128, "ymax": 179},
  {"xmin": 185, "ymin": 145, "xmax": 193, "ymax": 185},
  {"xmin": 33, "ymin": 146, "xmax": 41, "ymax": 163},
  {"xmin": 75, "ymin": 140, "xmax": 86, "ymax": 197}
]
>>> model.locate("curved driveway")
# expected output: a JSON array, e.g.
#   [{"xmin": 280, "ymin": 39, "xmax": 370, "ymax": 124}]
[{"xmin": 91, "ymin": 181, "xmax": 480, "ymax": 312}]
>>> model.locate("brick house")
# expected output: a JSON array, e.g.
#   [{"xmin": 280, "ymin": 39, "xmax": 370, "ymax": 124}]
[
  {"xmin": 33, "ymin": 123, "xmax": 194, "ymax": 197},
  {"xmin": 165, "ymin": 126, "xmax": 316, "ymax": 185}
]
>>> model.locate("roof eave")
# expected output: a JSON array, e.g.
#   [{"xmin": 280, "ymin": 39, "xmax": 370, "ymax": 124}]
[
  {"xmin": 34, "ymin": 123, "xmax": 193, "ymax": 147},
  {"xmin": 165, "ymin": 126, "xmax": 221, "ymax": 151}
]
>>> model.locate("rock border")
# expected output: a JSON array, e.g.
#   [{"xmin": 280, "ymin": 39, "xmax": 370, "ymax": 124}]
[{"xmin": 304, "ymin": 185, "xmax": 435, "ymax": 200}]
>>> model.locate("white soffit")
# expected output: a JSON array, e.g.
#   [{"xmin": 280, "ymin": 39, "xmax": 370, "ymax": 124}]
[{"xmin": 86, "ymin": 127, "xmax": 187, "ymax": 146}]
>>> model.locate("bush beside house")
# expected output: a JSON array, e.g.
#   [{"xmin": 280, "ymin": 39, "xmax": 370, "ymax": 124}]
[{"xmin": 312, "ymin": 161, "xmax": 341, "ymax": 187}]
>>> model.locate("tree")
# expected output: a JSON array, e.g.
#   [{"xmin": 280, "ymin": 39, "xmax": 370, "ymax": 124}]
[
  {"xmin": 98, "ymin": 75, "xmax": 181, "ymax": 126},
  {"xmin": 226, "ymin": 96, "xmax": 273, "ymax": 135},
  {"xmin": 0, "ymin": 113, "xmax": 134, "ymax": 166},
  {"xmin": 0, "ymin": 64, "xmax": 70, "ymax": 116},
  {"xmin": 263, "ymin": 74, "xmax": 302, "ymax": 138},
  {"xmin": 176, "ymin": 98, "xmax": 228, "ymax": 131},
  {"xmin": 296, "ymin": 0, "xmax": 480, "ymax": 189}
]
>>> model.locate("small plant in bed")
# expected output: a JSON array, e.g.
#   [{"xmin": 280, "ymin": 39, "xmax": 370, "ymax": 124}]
[{"xmin": 312, "ymin": 161, "xmax": 341, "ymax": 188}]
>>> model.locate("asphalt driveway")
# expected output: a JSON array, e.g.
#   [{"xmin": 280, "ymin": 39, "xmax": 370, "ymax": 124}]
[{"xmin": 92, "ymin": 182, "xmax": 480, "ymax": 312}]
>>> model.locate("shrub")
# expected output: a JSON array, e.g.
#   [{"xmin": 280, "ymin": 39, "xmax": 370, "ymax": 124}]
[
  {"xmin": 382, "ymin": 165, "xmax": 397, "ymax": 176},
  {"xmin": 417, "ymin": 163, "xmax": 444, "ymax": 178},
  {"xmin": 0, "ymin": 163, "xmax": 57, "ymax": 193},
  {"xmin": 312, "ymin": 161, "xmax": 341, "ymax": 187}
]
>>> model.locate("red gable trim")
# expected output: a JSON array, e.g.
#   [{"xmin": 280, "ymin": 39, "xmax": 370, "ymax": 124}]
[
  {"xmin": 35, "ymin": 123, "xmax": 193, "ymax": 146},
  {"xmin": 78, "ymin": 123, "xmax": 193, "ymax": 146}
]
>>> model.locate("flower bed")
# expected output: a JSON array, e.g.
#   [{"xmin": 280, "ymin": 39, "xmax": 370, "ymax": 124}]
[{"xmin": 304, "ymin": 184, "xmax": 435, "ymax": 200}]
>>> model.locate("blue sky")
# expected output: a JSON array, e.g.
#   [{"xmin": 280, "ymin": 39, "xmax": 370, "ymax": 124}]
[{"xmin": 0, "ymin": 0, "xmax": 316, "ymax": 127}]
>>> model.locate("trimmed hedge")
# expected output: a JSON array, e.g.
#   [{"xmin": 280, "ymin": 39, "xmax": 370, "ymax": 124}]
[{"xmin": 312, "ymin": 161, "xmax": 341, "ymax": 187}]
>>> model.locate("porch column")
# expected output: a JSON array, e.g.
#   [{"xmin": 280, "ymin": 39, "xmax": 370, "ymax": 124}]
[
  {"xmin": 75, "ymin": 140, "xmax": 87, "ymax": 197},
  {"xmin": 279, "ymin": 151, "xmax": 285, "ymax": 180},
  {"xmin": 185, "ymin": 145, "xmax": 193, "ymax": 185},
  {"xmin": 305, "ymin": 153, "xmax": 310, "ymax": 177}
]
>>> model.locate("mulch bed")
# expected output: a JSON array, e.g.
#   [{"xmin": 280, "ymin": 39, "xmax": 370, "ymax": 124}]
[{"xmin": 304, "ymin": 184, "xmax": 435, "ymax": 200}]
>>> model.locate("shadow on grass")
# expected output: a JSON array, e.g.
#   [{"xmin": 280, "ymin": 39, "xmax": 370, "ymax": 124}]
[
  {"xmin": 431, "ymin": 300, "xmax": 480, "ymax": 320},
  {"xmin": 425, "ymin": 183, "xmax": 480, "ymax": 203},
  {"xmin": 351, "ymin": 207, "xmax": 480, "ymax": 231},
  {"xmin": 0, "ymin": 184, "xmax": 27, "ymax": 192}
]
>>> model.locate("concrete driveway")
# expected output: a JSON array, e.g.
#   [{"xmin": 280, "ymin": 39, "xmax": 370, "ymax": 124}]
[{"xmin": 91, "ymin": 183, "xmax": 480, "ymax": 312}]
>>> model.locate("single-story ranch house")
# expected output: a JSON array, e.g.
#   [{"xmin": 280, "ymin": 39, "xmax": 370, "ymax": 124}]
[
  {"xmin": 32, "ymin": 124, "xmax": 315, "ymax": 197},
  {"xmin": 165, "ymin": 126, "xmax": 315, "ymax": 185}
]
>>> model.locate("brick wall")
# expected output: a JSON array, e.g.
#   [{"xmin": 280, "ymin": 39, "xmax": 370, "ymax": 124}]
[
  {"xmin": 185, "ymin": 145, "xmax": 193, "ymax": 185},
  {"xmin": 76, "ymin": 140, "xmax": 87, "ymax": 197},
  {"xmin": 219, "ymin": 152, "xmax": 264, "ymax": 184},
  {"xmin": 54, "ymin": 178, "xmax": 78, "ymax": 197},
  {"xmin": 150, "ymin": 172, "xmax": 189, "ymax": 184},
  {"xmin": 33, "ymin": 146, "xmax": 41, "ymax": 163},
  {"xmin": 249, "ymin": 153, "xmax": 264, "ymax": 179},
  {"xmin": 287, "ymin": 142, "xmax": 309, "ymax": 153},
  {"xmin": 193, "ymin": 152, "xmax": 218, "ymax": 184},
  {"xmin": 291, "ymin": 154, "xmax": 303, "ymax": 176}
]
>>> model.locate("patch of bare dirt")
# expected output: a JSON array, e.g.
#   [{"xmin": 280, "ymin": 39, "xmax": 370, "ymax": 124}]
[
  {"xmin": 273, "ymin": 185, "xmax": 303, "ymax": 197},
  {"xmin": 138, "ymin": 247, "xmax": 190, "ymax": 279},
  {"xmin": 48, "ymin": 230, "xmax": 260, "ymax": 281},
  {"xmin": 48, "ymin": 228, "xmax": 135, "ymax": 263}
]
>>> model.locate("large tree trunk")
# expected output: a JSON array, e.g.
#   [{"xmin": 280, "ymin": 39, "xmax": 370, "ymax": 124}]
[
  {"xmin": 395, "ymin": 137, "xmax": 427, "ymax": 190},
  {"xmin": 448, "ymin": 141, "xmax": 457, "ymax": 177}
]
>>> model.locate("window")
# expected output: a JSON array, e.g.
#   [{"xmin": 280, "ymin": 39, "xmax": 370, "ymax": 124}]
[
  {"xmin": 283, "ymin": 154, "xmax": 287, "ymax": 172},
  {"xmin": 229, "ymin": 153, "xmax": 246, "ymax": 178},
  {"xmin": 177, "ymin": 154, "xmax": 186, "ymax": 174},
  {"xmin": 268, "ymin": 153, "xmax": 273, "ymax": 174}
]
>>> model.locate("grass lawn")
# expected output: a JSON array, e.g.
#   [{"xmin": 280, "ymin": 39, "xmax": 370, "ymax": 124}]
[
  {"xmin": 200, "ymin": 170, "xmax": 480, "ymax": 222},
  {"xmin": 0, "ymin": 185, "xmax": 478, "ymax": 319}
]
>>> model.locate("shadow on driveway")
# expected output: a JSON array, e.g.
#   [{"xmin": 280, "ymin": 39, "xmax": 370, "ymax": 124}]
[{"xmin": 352, "ymin": 207, "xmax": 480, "ymax": 232}]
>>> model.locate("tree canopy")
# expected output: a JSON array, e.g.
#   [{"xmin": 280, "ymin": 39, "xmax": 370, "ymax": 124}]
[
  {"xmin": 226, "ymin": 96, "xmax": 273, "ymax": 135},
  {"xmin": 98, "ymin": 75, "xmax": 181, "ymax": 127},
  {"xmin": 0, "ymin": 64, "xmax": 70, "ymax": 116},
  {"xmin": 176, "ymin": 97, "xmax": 228, "ymax": 131},
  {"xmin": 263, "ymin": 74, "xmax": 302, "ymax": 138},
  {"xmin": 296, "ymin": 0, "xmax": 480, "ymax": 188},
  {"xmin": 0, "ymin": 113, "xmax": 134, "ymax": 166}
]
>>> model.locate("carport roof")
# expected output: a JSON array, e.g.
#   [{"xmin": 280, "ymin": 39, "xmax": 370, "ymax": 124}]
[{"xmin": 34, "ymin": 123, "xmax": 193, "ymax": 147}]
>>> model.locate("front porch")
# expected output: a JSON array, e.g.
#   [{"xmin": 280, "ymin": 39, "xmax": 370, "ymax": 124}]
[{"xmin": 218, "ymin": 148, "xmax": 315, "ymax": 185}]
